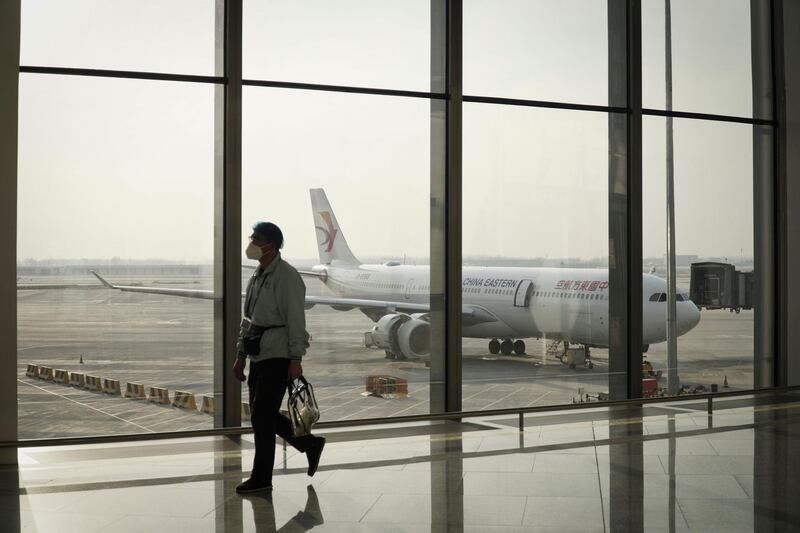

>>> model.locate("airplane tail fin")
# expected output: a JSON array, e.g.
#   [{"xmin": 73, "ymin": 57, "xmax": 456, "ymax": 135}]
[{"xmin": 310, "ymin": 188, "xmax": 360, "ymax": 265}]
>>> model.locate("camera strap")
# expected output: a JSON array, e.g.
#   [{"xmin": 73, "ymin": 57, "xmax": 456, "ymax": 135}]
[{"xmin": 244, "ymin": 267, "xmax": 271, "ymax": 319}]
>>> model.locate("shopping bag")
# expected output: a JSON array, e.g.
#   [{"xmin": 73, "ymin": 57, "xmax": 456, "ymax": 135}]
[{"xmin": 287, "ymin": 376, "xmax": 320, "ymax": 437}]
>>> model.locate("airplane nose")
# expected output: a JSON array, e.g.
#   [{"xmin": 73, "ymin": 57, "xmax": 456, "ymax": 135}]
[{"xmin": 678, "ymin": 302, "xmax": 701, "ymax": 335}]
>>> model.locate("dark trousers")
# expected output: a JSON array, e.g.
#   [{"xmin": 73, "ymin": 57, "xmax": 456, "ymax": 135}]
[{"xmin": 248, "ymin": 358, "xmax": 315, "ymax": 483}]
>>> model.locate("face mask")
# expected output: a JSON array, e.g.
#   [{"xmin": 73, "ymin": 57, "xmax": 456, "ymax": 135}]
[{"xmin": 245, "ymin": 242, "xmax": 264, "ymax": 260}]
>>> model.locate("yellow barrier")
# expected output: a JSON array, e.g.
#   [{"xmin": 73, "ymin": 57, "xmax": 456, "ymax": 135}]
[
  {"xmin": 69, "ymin": 373, "xmax": 85, "ymax": 387},
  {"xmin": 53, "ymin": 369, "xmax": 70, "ymax": 385},
  {"xmin": 103, "ymin": 378, "xmax": 121, "ymax": 396},
  {"xmin": 241, "ymin": 402, "xmax": 251, "ymax": 421},
  {"xmin": 38, "ymin": 366, "xmax": 54, "ymax": 381},
  {"xmin": 124, "ymin": 382, "xmax": 147, "ymax": 400},
  {"xmin": 147, "ymin": 387, "xmax": 171, "ymax": 405},
  {"xmin": 85, "ymin": 375, "xmax": 103, "ymax": 391},
  {"xmin": 25, "ymin": 364, "xmax": 38, "ymax": 378},
  {"xmin": 172, "ymin": 390, "xmax": 197, "ymax": 410},
  {"xmin": 200, "ymin": 395, "xmax": 215, "ymax": 415}
]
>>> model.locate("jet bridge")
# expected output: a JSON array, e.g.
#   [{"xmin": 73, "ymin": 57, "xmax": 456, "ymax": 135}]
[{"xmin": 690, "ymin": 262, "xmax": 753, "ymax": 313}]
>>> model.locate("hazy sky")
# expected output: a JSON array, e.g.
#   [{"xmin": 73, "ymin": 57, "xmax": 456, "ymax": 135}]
[{"xmin": 17, "ymin": 0, "xmax": 757, "ymax": 263}]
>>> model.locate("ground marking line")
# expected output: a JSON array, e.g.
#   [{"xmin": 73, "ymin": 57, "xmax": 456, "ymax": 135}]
[
  {"xmin": 385, "ymin": 400, "xmax": 429, "ymax": 417},
  {"xmin": 145, "ymin": 413, "xmax": 206, "ymax": 430},
  {"xmin": 481, "ymin": 387, "xmax": 533, "ymax": 411},
  {"xmin": 461, "ymin": 383, "xmax": 501, "ymax": 402},
  {"xmin": 128, "ymin": 410, "xmax": 176, "ymax": 423},
  {"xmin": 314, "ymin": 385, "xmax": 365, "ymax": 401},
  {"xmin": 523, "ymin": 390, "xmax": 554, "ymax": 408},
  {"xmin": 17, "ymin": 379, "xmax": 154, "ymax": 433}
]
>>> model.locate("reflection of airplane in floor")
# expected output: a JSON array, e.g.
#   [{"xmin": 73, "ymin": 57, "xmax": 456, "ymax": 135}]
[{"xmin": 90, "ymin": 188, "xmax": 701, "ymax": 365}]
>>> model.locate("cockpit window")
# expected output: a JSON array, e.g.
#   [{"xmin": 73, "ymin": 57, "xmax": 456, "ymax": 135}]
[{"xmin": 650, "ymin": 292, "xmax": 689, "ymax": 302}]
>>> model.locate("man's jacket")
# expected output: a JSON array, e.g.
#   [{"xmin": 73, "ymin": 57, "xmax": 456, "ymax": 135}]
[{"xmin": 238, "ymin": 253, "xmax": 309, "ymax": 362}]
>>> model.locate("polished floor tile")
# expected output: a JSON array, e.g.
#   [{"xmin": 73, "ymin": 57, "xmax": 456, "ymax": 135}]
[{"xmin": 3, "ymin": 398, "xmax": 800, "ymax": 532}]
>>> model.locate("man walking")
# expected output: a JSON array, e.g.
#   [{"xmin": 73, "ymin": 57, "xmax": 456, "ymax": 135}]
[{"xmin": 234, "ymin": 221, "xmax": 325, "ymax": 494}]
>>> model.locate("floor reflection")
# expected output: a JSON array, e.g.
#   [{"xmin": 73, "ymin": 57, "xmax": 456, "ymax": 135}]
[
  {"xmin": 242, "ymin": 485, "xmax": 324, "ymax": 533},
  {"xmin": 5, "ymin": 396, "xmax": 800, "ymax": 532},
  {"xmin": 0, "ymin": 466, "xmax": 21, "ymax": 533},
  {"xmin": 430, "ymin": 428, "xmax": 464, "ymax": 533}
]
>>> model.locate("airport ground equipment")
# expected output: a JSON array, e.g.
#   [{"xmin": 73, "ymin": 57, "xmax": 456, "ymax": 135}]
[
  {"xmin": 69, "ymin": 372, "xmax": 85, "ymax": 388},
  {"xmin": 558, "ymin": 345, "xmax": 594, "ymax": 369},
  {"xmin": 147, "ymin": 386, "xmax": 170, "ymax": 405},
  {"xmin": 25, "ymin": 364, "xmax": 38, "ymax": 378},
  {"xmin": 642, "ymin": 361, "xmax": 662, "ymax": 380},
  {"xmin": 690, "ymin": 262, "xmax": 753, "ymax": 313},
  {"xmin": 642, "ymin": 378, "xmax": 659, "ymax": 398},
  {"xmin": 37, "ymin": 366, "xmax": 54, "ymax": 381},
  {"xmin": 53, "ymin": 369, "xmax": 69, "ymax": 385},
  {"xmin": 124, "ymin": 382, "xmax": 146, "ymax": 400},
  {"xmin": 201, "ymin": 395, "xmax": 215, "ymax": 414},
  {"xmin": 84, "ymin": 375, "xmax": 103, "ymax": 391},
  {"xmin": 172, "ymin": 390, "xmax": 197, "ymax": 410},
  {"xmin": 365, "ymin": 375, "xmax": 409, "ymax": 398},
  {"xmin": 102, "ymin": 378, "xmax": 121, "ymax": 396}
]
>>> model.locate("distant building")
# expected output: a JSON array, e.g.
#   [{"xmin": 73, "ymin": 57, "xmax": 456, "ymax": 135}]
[{"xmin": 662, "ymin": 254, "xmax": 699, "ymax": 267}]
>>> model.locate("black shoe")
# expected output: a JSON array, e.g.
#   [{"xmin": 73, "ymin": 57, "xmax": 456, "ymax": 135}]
[
  {"xmin": 236, "ymin": 477, "xmax": 273, "ymax": 494},
  {"xmin": 306, "ymin": 437, "xmax": 326, "ymax": 477}
]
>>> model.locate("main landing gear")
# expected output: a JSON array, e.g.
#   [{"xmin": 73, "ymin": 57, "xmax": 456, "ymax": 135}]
[{"xmin": 488, "ymin": 338, "xmax": 526, "ymax": 356}]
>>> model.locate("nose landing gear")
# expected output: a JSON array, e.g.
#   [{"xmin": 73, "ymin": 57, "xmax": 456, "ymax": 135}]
[{"xmin": 488, "ymin": 338, "xmax": 527, "ymax": 356}]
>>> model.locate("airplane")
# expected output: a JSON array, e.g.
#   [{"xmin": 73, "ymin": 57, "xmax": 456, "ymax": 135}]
[{"xmin": 90, "ymin": 188, "xmax": 701, "ymax": 365}]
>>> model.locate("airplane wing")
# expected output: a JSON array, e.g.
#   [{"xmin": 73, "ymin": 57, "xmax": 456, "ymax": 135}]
[
  {"xmin": 90, "ymin": 270, "xmax": 218, "ymax": 300},
  {"xmin": 89, "ymin": 270, "xmax": 498, "ymax": 325}
]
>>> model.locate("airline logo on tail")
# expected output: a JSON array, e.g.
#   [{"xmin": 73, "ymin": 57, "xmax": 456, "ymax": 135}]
[{"xmin": 316, "ymin": 211, "xmax": 338, "ymax": 252}]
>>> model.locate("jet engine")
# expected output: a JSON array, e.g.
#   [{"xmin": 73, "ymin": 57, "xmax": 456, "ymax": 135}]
[{"xmin": 369, "ymin": 313, "xmax": 430, "ymax": 360}]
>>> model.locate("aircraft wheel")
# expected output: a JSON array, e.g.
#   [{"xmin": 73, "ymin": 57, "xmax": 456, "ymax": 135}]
[
  {"xmin": 587, "ymin": 362, "xmax": 594, "ymax": 369},
  {"xmin": 513, "ymin": 340, "xmax": 526, "ymax": 355},
  {"xmin": 488, "ymin": 339, "xmax": 501, "ymax": 355},
  {"xmin": 384, "ymin": 350, "xmax": 396, "ymax": 360},
  {"xmin": 500, "ymin": 339, "xmax": 513, "ymax": 356}
]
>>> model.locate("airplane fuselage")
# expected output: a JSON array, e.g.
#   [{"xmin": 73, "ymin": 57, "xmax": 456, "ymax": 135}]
[{"xmin": 316, "ymin": 263, "xmax": 701, "ymax": 347}]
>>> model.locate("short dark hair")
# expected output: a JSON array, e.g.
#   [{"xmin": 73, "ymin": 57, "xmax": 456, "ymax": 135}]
[{"xmin": 252, "ymin": 222, "xmax": 284, "ymax": 249}]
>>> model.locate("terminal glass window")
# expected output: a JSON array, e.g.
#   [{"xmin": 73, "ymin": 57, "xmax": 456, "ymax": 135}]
[
  {"xmin": 243, "ymin": 0, "xmax": 431, "ymax": 91},
  {"xmin": 464, "ymin": 0, "xmax": 609, "ymax": 105},
  {"xmin": 462, "ymin": 104, "xmax": 612, "ymax": 409},
  {"xmin": 17, "ymin": 74, "xmax": 216, "ymax": 438},
  {"xmin": 242, "ymin": 87, "xmax": 438, "ymax": 421},
  {"xmin": 643, "ymin": 117, "xmax": 757, "ymax": 394},
  {"xmin": 642, "ymin": 0, "xmax": 758, "ymax": 119},
  {"xmin": 20, "ymin": 0, "xmax": 216, "ymax": 75}
]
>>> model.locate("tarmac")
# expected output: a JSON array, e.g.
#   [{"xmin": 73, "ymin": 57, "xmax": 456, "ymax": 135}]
[{"xmin": 16, "ymin": 272, "xmax": 755, "ymax": 439}]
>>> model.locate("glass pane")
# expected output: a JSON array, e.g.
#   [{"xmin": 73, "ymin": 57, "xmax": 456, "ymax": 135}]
[
  {"xmin": 464, "ymin": 0, "xmax": 609, "ymax": 105},
  {"xmin": 643, "ymin": 0, "xmax": 758, "ymax": 118},
  {"xmin": 643, "ymin": 117, "xmax": 755, "ymax": 396},
  {"xmin": 17, "ymin": 74, "xmax": 215, "ymax": 438},
  {"xmin": 243, "ymin": 87, "xmax": 438, "ymax": 420},
  {"xmin": 243, "ymin": 0, "xmax": 431, "ymax": 91},
  {"xmin": 20, "ymin": 0, "xmax": 215, "ymax": 75},
  {"xmin": 462, "ymin": 103, "xmax": 611, "ymax": 409}
]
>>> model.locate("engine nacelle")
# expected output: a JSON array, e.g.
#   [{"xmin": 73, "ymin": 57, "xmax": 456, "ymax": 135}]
[{"xmin": 370, "ymin": 313, "xmax": 430, "ymax": 360}]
